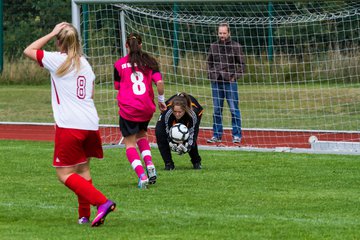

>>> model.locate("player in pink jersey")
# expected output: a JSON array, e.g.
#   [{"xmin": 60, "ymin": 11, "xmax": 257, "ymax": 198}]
[
  {"xmin": 114, "ymin": 33, "xmax": 166, "ymax": 189},
  {"xmin": 24, "ymin": 22, "xmax": 116, "ymax": 227}
]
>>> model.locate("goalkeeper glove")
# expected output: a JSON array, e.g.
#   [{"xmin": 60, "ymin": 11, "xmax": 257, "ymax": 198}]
[
  {"xmin": 176, "ymin": 142, "xmax": 190, "ymax": 155},
  {"xmin": 169, "ymin": 141, "xmax": 178, "ymax": 152}
]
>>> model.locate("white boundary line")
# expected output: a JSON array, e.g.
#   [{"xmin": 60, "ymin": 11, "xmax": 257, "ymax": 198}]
[{"xmin": 102, "ymin": 142, "xmax": 360, "ymax": 156}]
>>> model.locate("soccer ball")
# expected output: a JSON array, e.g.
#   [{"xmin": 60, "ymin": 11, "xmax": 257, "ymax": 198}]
[
  {"xmin": 169, "ymin": 123, "xmax": 189, "ymax": 143},
  {"xmin": 308, "ymin": 135, "xmax": 318, "ymax": 144}
]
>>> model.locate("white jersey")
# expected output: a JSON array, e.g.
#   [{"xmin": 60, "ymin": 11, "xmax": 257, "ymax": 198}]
[{"xmin": 37, "ymin": 50, "xmax": 99, "ymax": 130}]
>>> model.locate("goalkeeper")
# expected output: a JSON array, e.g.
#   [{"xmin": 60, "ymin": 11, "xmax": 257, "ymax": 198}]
[{"xmin": 155, "ymin": 92, "xmax": 203, "ymax": 170}]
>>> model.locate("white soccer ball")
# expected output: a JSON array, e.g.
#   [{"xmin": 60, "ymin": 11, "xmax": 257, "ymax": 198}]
[
  {"xmin": 308, "ymin": 135, "xmax": 318, "ymax": 144},
  {"xmin": 169, "ymin": 123, "xmax": 189, "ymax": 143}
]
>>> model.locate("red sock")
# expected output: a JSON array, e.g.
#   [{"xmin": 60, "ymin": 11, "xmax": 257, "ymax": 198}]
[
  {"xmin": 126, "ymin": 147, "xmax": 146, "ymax": 178},
  {"xmin": 77, "ymin": 179, "xmax": 92, "ymax": 219},
  {"xmin": 65, "ymin": 174, "xmax": 107, "ymax": 207},
  {"xmin": 137, "ymin": 138, "xmax": 153, "ymax": 167}
]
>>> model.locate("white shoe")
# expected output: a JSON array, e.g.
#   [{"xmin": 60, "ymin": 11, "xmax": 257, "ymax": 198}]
[
  {"xmin": 138, "ymin": 177, "xmax": 149, "ymax": 189},
  {"xmin": 207, "ymin": 137, "xmax": 221, "ymax": 143},
  {"xmin": 146, "ymin": 165, "xmax": 157, "ymax": 185},
  {"xmin": 233, "ymin": 136, "xmax": 241, "ymax": 143}
]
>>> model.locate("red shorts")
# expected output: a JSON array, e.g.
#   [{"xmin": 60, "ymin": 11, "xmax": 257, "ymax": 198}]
[{"xmin": 53, "ymin": 126, "xmax": 103, "ymax": 167}]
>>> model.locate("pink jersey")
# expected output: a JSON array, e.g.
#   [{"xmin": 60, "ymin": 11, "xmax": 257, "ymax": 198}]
[
  {"xmin": 37, "ymin": 50, "xmax": 99, "ymax": 130},
  {"xmin": 114, "ymin": 55, "xmax": 162, "ymax": 122}
]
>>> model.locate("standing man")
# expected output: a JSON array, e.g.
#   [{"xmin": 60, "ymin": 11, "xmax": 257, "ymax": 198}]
[{"xmin": 207, "ymin": 23, "xmax": 245, "ymax": 144}]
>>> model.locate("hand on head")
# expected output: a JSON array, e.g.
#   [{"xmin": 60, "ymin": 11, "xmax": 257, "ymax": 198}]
[{"xmin": 51, "ymin": 22, "xmax": 69, "ymax": 37}]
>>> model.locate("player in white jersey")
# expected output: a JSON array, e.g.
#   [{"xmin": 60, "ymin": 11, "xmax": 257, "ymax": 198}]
[{"xmin": 24, "ymin": 22, "xmax": 115, "ymax": 227}]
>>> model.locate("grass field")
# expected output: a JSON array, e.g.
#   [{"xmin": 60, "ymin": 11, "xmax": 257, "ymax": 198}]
[
  {"xmin": 1, "ymin": 84, "xmax": 359, "ymax": 131},
  {"xmin": 1, "ymin": 140, "xmax": 360, "ymax": 239}
]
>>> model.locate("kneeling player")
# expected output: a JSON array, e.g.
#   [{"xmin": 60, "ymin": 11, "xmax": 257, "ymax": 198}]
[{"xmin": 155, "ymin": 92, "xmax": 203, "ymax": 170}]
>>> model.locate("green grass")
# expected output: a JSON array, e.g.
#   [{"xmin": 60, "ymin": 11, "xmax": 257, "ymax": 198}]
[
  {"xmin": 0, "ymin": 85, "xmax": 52, "ymax": 122},
  {"xmin": 1, "ymin": 140, "xmax": 360, "ymax": 239},
  {"xmin": 1, "ymin": 84, "xmax": 359, "ymax": 131}
]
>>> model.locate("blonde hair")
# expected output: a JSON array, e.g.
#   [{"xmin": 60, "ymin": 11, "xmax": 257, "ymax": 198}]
[{"xmin": 56, "ymin": 24, "xmax": 83, "ymax": 77}]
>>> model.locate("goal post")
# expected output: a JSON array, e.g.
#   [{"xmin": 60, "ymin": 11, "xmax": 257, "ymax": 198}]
[{"xmin": 71, "ymin": 0, "xmax": 360, "ymax": 153}]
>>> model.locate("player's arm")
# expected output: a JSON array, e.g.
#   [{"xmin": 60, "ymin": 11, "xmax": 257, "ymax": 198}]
[
  {"xmin": 23, "ymin": 22, "xmax": 68, "ymax": 61},
  {"xmin": 164, "ymin": 110, "xmax": 173, "ymax": 142},
  {"xmin": 155, "ymin": 80, "xmax": 167, "ymax": 112},
  {"xmin": 234, "ymin": 43, "xmax": 246, "ymax": 77},
  {"xmin": 152, "ymin": 70, "xmax": 166, "ymax": 111},
  {"xmin": 189, "ymin": 95, "xmax": 204, "ymax": 117},
  {"xmin": 207, "ymin": 44, "xmax": 215, "ymax": 71},
  {"xmin": 163, "ymin": 111, "xmax": 179, "ymax": 152},
  {"xmin": 113, "ymin": 67, "xmax": 120, "ymax": 90}
]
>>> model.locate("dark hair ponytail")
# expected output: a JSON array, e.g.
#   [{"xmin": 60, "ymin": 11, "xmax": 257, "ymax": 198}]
[
  {"xmin": 127, "ymin": 33, "xmax": 159, "ymax": 73},
  {"xmin": 170, "ymin": 92, "xmax": 192, "ymax": 116}
]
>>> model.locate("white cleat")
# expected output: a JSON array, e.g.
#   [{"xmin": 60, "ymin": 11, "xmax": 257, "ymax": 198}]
[
  {"xmin": 146, "ymin": 165, "xmax": 157, "ymax": 185},
  {"xmin": 138, "ymin": 178, "xmax": 149, "ymax": 189}
]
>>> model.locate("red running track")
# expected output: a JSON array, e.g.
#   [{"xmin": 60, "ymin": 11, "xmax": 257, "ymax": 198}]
[{"xmin": 1, "ymin": 123, "xmax": 359, "ymax": 149}]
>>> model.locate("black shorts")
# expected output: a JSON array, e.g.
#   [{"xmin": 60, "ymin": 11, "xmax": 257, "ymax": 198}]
[{"xmin": 119, "ymin": 115, "xmax": 149, "ymax": 137}]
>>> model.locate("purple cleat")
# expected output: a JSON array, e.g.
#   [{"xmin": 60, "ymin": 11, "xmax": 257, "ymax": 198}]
[{"xmin": 91, "ymin": 200, "xmax": 116, "ymax": 227}]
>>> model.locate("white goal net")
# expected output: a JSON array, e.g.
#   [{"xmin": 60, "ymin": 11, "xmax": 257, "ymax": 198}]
[{"xmin": 72, "ymin": 0, "xmax": 360, "ymax": 153}]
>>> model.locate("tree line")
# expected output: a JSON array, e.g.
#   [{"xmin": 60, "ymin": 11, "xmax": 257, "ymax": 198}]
[{"xmin": 4, "ymin": 1, "xmax": 358, "ymax": 61}]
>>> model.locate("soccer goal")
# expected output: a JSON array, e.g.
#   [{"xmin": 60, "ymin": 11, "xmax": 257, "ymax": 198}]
[{"xmin": 71, "ymin": 0, "xmax": 360, "ymax": 154}]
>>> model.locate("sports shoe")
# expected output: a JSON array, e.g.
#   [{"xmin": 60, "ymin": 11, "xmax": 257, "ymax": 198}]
[
  {"xmin": 193, "ymin": 162, "xmax": 202, "ymax": 170},
  {"xmin": 207, "ymin": 137, "xmax": 221, "ymax": 143},
  {"xmin": 91, "ymin": 200, "xmax": 116, "ymax": 227},
  {"xmin": 233, "ymin": 136, "xmax": 241, "ymax": 143},
  {"xmin": 138, "ymin": 177, "xmax": 149, "ymax": 189},
  {"xmin": 78, "ymin": 217, "xmax": 90, "ymax": 225},
  {"xmin": 164, "ymin": 163, "xmax": 175, "ymax": 171},
  {"xmin": 146, "ymin": 165, "xmax": 157, "ymax": 185}
]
